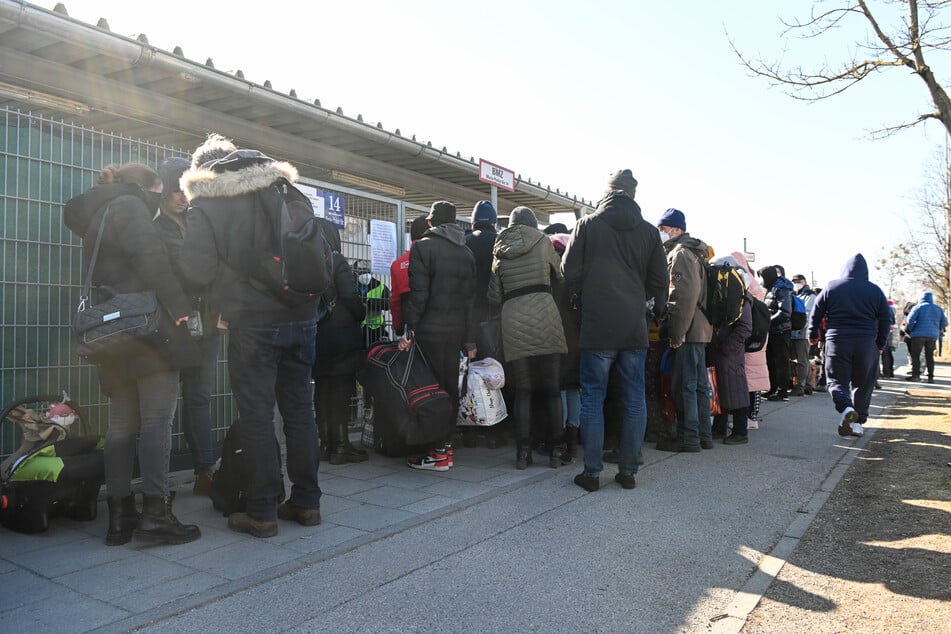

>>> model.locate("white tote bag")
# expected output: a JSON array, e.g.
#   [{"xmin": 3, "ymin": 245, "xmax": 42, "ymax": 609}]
[{"xmin": 457, "ymin": 357, "xmax": 508, "ymax": 426}]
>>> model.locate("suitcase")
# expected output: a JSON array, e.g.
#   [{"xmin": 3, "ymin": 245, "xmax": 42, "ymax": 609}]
[
  {"xmin": 357, "ymin": 341, "xmax": 453, "ymax": 456},
  {"xmin": 0, "ymin": 394, "xmax": 104, "ymax": 534}
]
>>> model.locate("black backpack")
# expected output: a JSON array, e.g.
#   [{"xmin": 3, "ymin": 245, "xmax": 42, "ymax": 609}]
[
  {"xmin": 700, "ymin": 260, "xmax": 747, "ymax": 328},
  {"xmin": 248, "ymin": 178, "xmax": 334, "ymax": 307},
  {"xmin": 745, "ymin": 293, "xmax": 771, "ymax": 353},
  {"xmin": 210, "ymin": 419, "xmax": 285, "ymax": 516}
]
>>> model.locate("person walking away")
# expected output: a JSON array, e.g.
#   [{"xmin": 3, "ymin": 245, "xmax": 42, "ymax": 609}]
[
  {"xmin": 655, "ymin": 208, "xmax": 715, "ymax": 453},
  {"xmin": 487, "ymin": 207, "xmax": 567, "ymax": 469},
  {"xmin": 731, "ymin": 252, "xmax": 770, "ymax": 430},
  {"xmin": 399, "ymin": 201, "xmax": 477, "ymax": 471},
  {"xmin": 709, "ymin": 256, "xmax": 752, "ymax": 444},
  {"xmin": 314, "ymin": 219, "xmax": 368, "ymax": 464},
  {"xmin": 562, "ymin": 169, "xmax": 668, "ymax": 492},
  {"xmin": 758, "ymin": 265, "xmax": 793, "ymax": 401},
  {"xmin": 63, "ymin": 163, "xmax": 200, "ymax": 546},
  {"xmin": 808, "ymin": 253, "xmax": 891, "ymax": 437},
  {"xmin": 790, "ymin": 274, "xmax": 817, "ymax": 395},
  {"xmin": 181, "ymin": 134, "xmax": 321, "ymax": 537},
  {"xmin": 904, "ymin": 291, "xmax": 948, "ymax": 383},
  {"xmin": 154, "ymin": 157, "xmax": 220, "ymax": 496}
]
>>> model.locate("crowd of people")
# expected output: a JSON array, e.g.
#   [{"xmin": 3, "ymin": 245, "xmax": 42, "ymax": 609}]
[{"xmin": 64, "ymin": 138, "xmax": 945, "ymax": 544}]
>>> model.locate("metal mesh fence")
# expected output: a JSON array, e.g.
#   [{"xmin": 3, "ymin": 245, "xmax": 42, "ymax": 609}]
[{"xmin": 1, "ymin": 108, "xmax": 408, "ymax": 467}]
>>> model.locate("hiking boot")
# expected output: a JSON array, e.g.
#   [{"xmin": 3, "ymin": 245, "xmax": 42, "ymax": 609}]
[
  {"xmin": 614, "ymin": 472, "xmax": 636, "ymax": 489},
  {"xmin": 766, "ymin": 392, "xmax": 788, "ymax": 401},
  {"xmin": 134, "ymin": 495, "xmax": 201, "ymax": 545},
  {"xmin": 849, "ymin": 422, "xmax": 865, "ymax": 437},
  {"xmin": 906, "ymin": 375, "xmax": 921, "ymax": 382},
  {"xmin": 277, "ymin": 501, "xmax": 321, "ymax": 526},
  {"xmin": 723, "ymin": 434, "xmax": 749, "ymax": 445},
  {"xmin": 105, "ymin": 494, "xmax": 139, "ymax": 546},
  {"xmin": 408, "ymin": 448, "xmax": 450, "ymax": 471},
  {"xmin": 927, "ymin": 377, "xmax": 935, "ymax": 384},
  {"xmin": 838, "ymin": 407, "xmax": 858, "ymax": 437},
  {"xmin": 803, "ymin": 387, "xmax": 814, "ymax": 395},
  {"xmin": 573, "ymin": 473, "xmax": 600, "ymax": 492},
  {"xmin": 789, "ymin": 386, "xmax": 805, "ymax": 397},
  {"xmin": 192, "ymin": 468, "xmax": 215, "ymax": 497},
  {"xmin": 227, "ymin": 512, "xmax": 278, "ymax": 538},
  {"xmin": 446, "ymin": 444, "xmax": 454, "ymax": 468},
  {"xmin": 700, "ymin": 440, "xmax": 715, "ymax": 450}
]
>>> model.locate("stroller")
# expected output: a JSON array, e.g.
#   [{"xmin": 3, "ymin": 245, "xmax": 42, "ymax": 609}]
[{"xmin": 0, "ymin": 393, "xmax": 104, "ymax": 533}]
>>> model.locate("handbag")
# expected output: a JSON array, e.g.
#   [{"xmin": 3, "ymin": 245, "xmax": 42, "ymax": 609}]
[
  {"xmin": 476, "ymin": 314, "xmax": 503, "ymax": 361},
  {"xmin": 72, "ymin": 206, "xmax": 164, "ymax": 361}
]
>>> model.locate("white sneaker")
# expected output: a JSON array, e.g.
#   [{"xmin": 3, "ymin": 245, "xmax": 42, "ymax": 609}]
[
  {"xmin": 747, "ymin": 418, "xmax": 759, "ymax": 430},
  {"xmin": 838, "ymin": 406, "xmax": 857, "ymax": 437},
  {"xmin": 849, "ymin": 422, "xmax": 864, "ymax": 437}
]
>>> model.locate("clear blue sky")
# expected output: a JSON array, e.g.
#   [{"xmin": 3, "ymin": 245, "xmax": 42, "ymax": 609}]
[{"xmin": 36, "ymin": 0, "xmax": 948, "ymax": 293}]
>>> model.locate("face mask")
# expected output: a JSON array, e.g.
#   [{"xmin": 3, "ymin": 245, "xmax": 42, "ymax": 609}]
[
  {"xmin": 358, "ymin": 273, "xmax": 371, "ymax": 286},
  {"xmin": 659, "ymin": 230, "xmax": 670, "ymax": 243},
  {"xmin": 793, "ymin": 283, "xmax": 804, "ymax": 292},
  {"xmin": 142, "ymin": 190, "xmax": 162, "ymax": 212}
]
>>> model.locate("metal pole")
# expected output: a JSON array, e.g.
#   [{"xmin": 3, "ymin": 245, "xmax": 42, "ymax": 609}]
[{"xmin": 490, "ymin": 185, "xmax": 498, "ymax": 219}]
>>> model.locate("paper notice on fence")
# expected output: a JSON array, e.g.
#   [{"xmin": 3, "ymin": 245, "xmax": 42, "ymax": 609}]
[{"xmin": 369, "ymin": 219, "xmax": 397, "ymax": 276}]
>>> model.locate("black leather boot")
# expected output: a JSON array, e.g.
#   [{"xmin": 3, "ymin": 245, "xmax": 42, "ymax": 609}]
[
  {"xmin": 133, "ymin": 494, "xmax": 201, "ymax": 545},
  {"xmin": 105, "ymin": 495, "xmax": 139, "ymax": 546},
  {"xmin": 316, "ymin": 410, "xmax": 330, "ymax": 462},
  {"xmin": 515, "ymin": 440, "xmax": 533, "ymax": 470},
  {"xmin": 330, "ymin": 421, "xmax": 368, "ymax": 464}
]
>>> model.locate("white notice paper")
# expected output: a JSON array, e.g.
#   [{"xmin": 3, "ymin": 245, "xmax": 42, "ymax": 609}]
[{"xmin": 369, "ymin": 219, "xmax": 397, "ymax": 276}]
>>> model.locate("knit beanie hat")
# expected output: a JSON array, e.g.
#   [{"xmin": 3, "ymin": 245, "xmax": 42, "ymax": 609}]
[
  {"xmin": 605, "ymin": 169, "xmax": 638, "ymax": 199},
  {"xmin": 157, "ymin": 157, "xmax": 190, "ymax": 196},
  {"xmin": 471, "ymin": 200, "xmax": 497, "ymax": 224},
  {"xmin": 657, "ymin": 208, "xmax": 686, "ymax": 231},
  {"xmin": 427, "ymin": 200, "xmax": 457, "ymax": 225},
  {"xmin": 409, "ymin": 215, "xmax": 429, "ymax": 241},
  {"xmin": 510, "ymin": 206, "xmax": 538, "ymax": 228}
]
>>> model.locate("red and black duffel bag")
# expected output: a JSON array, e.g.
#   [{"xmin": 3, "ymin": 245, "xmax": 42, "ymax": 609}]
[{"xmin": 358, "ymin": 341, "xmax": 453, "ymax": 456}]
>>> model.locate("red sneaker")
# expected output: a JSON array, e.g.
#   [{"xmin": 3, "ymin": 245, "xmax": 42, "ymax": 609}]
[
  {"xmin": 446, "ymin": 444, "xmax": 454, "ymax": 468},
  {"xmin": 407, "ymin": 448, "xmax": 450, "ymax": 471}
]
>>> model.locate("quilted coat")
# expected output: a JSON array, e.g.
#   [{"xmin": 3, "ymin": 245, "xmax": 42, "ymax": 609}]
[{"xmin": 487, "ymin": 224, "xmax": 567, "ymax": 362}]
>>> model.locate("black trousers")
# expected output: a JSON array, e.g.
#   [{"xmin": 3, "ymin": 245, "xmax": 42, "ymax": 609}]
[
  {"xmin": 909, "ymin": 337, "xmax": 936, "ymax": 378},
  {"xmin": 765, "ymin": 330, "xmax": 791, "ymax": 394},
  {"xmin": 416, "ymin": 332, "xmax": 464, "ymax": 446},
  {"xmin": 507, "ymin": 353, "xmax": 562, "ymax": 445}
]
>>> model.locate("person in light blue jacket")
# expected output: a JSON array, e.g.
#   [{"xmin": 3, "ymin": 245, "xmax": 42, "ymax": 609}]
[{"xmin": 904, "ymin": 291, "xmax": 948, "ymax": 383}]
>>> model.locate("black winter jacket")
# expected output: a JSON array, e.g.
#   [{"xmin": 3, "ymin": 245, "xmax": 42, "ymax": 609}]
[
  {"xmin": 180, "ymin": 152, "xmax": 317, "ymax": 327},
  {"xmin": 404, "ymin": 223, "xmax": 477, "ymax": 345},
  {"xmin": 465, "ymin": 222, "xmax": 498, "ymax": 324},
  {"xmin": 561, "ymin": 192, "xmax": 669, "ymax": 350},
  {"xmin": 315, "ymin": 251, "xmax": 366, "ymax": 377},
  {"xmin": 63, "ymin": 183, "xmax": 196, "ymax": 394}
]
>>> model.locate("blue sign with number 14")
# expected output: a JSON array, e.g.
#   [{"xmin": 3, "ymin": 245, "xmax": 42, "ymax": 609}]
[{"xmin": 321, "ymin": 191, "xmax": 345, "ymax": 228}]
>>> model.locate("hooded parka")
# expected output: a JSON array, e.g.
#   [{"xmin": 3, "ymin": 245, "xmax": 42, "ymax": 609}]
[{"xmin": 487, "ymin": 224, "xmax": 567, "ymax": 362}]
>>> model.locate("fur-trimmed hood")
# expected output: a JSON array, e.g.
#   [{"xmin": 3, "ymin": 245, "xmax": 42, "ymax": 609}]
[{"xmin": 181, "ymin": 150, "xmax": 298, "ymax": 200}]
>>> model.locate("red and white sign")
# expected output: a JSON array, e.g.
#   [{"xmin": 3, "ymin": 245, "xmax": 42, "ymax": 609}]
[
  {"xmin": 744, "ymin": 251, "xmax": 755, "ymax": 263},
  {"xmin": 479, "ymin": 159, "xmax": 515, "ymax": 192}
]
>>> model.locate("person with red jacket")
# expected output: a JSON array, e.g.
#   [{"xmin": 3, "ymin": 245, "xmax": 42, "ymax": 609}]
[{"xmin": 389, "ymin": 216, "xmax": 430, "ymax": 334}]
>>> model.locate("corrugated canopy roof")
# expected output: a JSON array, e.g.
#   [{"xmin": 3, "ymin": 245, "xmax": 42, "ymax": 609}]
[{"xmin": 0, "ymin": 0, "xmax": 594, "ymax": 219}]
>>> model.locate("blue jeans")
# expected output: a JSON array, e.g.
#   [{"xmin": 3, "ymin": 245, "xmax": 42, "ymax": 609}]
[
  {"xmin": 228, "ymin": 319, "xmax": 321, "ymax": 520},
  {"xmin": 561, "ymin": 388, "xmax": 580, "ymax": 428},
  {"xmin": 670, "ymin": 342, "xmax": 712, "ymax": 446},
  {"xmin": 180, "ymin": 335, "xmax": 219, "ymax": 472},
  {"xmin": 579, "ymin": 349, "xmax": 646, "ymax": 477}
]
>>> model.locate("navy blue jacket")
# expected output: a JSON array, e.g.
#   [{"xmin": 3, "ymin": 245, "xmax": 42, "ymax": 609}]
[{"xmin": 808, "ymin": 254, "xmax": 891, "ymax": 349}]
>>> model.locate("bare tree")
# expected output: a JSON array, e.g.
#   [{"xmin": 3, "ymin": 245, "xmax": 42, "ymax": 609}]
[
  {"xmin": 903, "ymin": 146, "xmax": 951, "ymax": 307},
  {"xmin": 731, "ymin": 0, "xmax": 951, "ymax": 137}
]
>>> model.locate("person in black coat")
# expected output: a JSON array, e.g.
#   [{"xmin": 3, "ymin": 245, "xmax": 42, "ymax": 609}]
[
  {"xmin": 400, "ymin": 201, "xmax": 477, "ymax": 471},
  {"xmin": 709, "ymin": 258, "xmax": 753, "ymax": 444},
  {"xmin": 154, "ymin": 157, "xmax": 220, "ymax": 496},
  {"xmin": 313, "ymin": 219, "xmax": 367, "ymax": 464},
  {"xmin": 63, "ymin": 163, "xmax": 200, "ymax": 546}
]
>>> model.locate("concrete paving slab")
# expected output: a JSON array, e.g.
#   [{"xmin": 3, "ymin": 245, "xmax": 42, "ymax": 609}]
[
  {"xmin": 0, "ymin": 567, "xmax": 62, "ymax": 612},
  {"xmin": 108, "ymin": 570, "xmax": 227, "ymax": 613},
  {"xmin": 317, "ymin": 475, "xmax": 383, "ymax": 497},
  {"xmin": 349, "ymin": 484, "xmax": 432, "ymax": 508},
  {"xmin": 399, "ymin": 494, "xmax": 457, "ymax": 514},
  {"xmin": 2, "ymin": 535, "xmax": 135, "ymax": 578},
  {"xmin": 320, "ymin": 503, "xmax": 416, "ymax": 532},
  {"xmin": 420, "ymin": 477, "xmax": 494, "ymax": 500},
  {"xmin": 0, "ymin": 587, "xmax": 129, "ymax": 632},
  {"xmin": 55, "ymin": 552, "xmax": 197, "ymax": 601},
  {"xmin": 280, "ymin": 525, "xmax": 368, "ymax": 555},
  {"xmin": 177, "ymin": 539, "xmax": 301, "ymax": 581}
]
